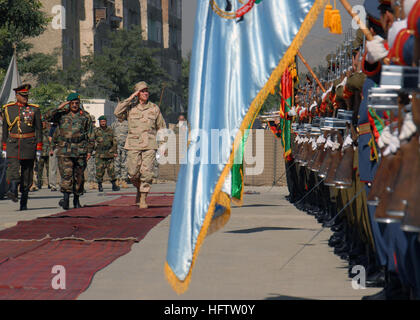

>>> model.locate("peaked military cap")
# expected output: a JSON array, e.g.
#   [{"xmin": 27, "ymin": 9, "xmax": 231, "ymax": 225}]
[{"xmin": 13, "ymin": 84, "xmax": 31, "ymax": 96}]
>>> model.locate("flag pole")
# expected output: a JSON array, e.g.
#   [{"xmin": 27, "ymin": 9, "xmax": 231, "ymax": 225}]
[
  {"xmin": 338, "ymin": 0, "xmax": 373, "ymax": 41},
  {"xmin": 297, "ymin": 50, "xmax": 326, "ymax": 93}
]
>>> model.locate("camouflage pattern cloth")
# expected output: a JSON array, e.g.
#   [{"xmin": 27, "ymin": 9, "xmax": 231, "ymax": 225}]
[
  {"xmin": 58, "ymin": 156, "xmax": 87, "ymax": 195},
  {"xmin": 126, "ymin": 149, "xmax": 156, "ymax": 192},
  {"xmin": 44, "ymin": 107, "xmax": 94, "ymax": 158},
  {"xmin": 44, "ymin": 106, "xmax": 94, "ymax": 195},
  {"xmin": 95, "ymin": 158, "xmax": 116, "ymax": 183},
  {"xmin": 37, "ymin": 127, "xmax": 51, "ymax": 186},
  {"xmin": 114, "ymin": 98, "xmax": 166, "ymax": 191},
  {"xmin": 87, "ymin": 155, "xmax": 96, "ymax": 183},
  {"xmin": 94, "ymin": 126, "xmax": 117, "ymax": 182},
  {"xmin": 114, "ymin": 100, "xmax": 166, "ymax": 151},
  {"xmin": 111, "ymin": 119, "xmax": 128, "ymax": 180}
]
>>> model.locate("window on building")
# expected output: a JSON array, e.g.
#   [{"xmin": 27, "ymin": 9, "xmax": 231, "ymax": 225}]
[{"xmin": 148, "ymin": 19, "xmax": 162, "ymax": 43}]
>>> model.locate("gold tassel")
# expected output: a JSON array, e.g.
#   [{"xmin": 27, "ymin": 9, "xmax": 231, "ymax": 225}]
[
  {"xmin": 270, "ymin": 86, "xmax": 275, "ymax": 95},
  {"xmin": 323, "ymin": 3, "xmax": 333, "ymax": 29},
  {"xmin": 330, "ymin": 9, "xmax": 342, "ymax": 34}
]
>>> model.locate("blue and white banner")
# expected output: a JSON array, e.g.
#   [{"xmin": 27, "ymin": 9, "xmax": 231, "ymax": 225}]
[{"xmin": 165, "ymin": 0, "xmax": 327, "ymax": 294}]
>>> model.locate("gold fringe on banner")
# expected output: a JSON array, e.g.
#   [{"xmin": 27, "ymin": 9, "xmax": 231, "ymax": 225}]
[{"xmin": 165, "ymin": 0, "xmax": 328, "ymax": 295}]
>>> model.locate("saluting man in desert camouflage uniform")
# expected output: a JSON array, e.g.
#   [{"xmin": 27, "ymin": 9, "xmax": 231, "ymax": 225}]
[
  {"xmin": 114, "ymin": 81, "xmax": 166, "ymax": 208},
  {"xmin": 111, "ymin": 114, "xmax": 129, "ymax": 188},
  {"xmin": 44, "ymin": 92, "xmax": 94, "ymax": 210},
  {"xmin": 94, "ymin": 115, "xmax": 120, "ymax": 192}
]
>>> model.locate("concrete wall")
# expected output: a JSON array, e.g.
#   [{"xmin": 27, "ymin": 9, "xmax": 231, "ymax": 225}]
[{"xmin": 158, "ymin": 130, "xmax": 287, "ymax": 186}]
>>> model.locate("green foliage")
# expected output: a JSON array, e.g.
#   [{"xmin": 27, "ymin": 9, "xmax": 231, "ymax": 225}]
[
  {"xmin": 260, "ymin": 92, "xmax": 281, "ymax": 114},
  {"xmin": 81, "ymin": 26, "xmax": 173, "ymax": 104},
  {"xmin": 0, "ymin": 0, "xmax": 49, "ymax": 69},
  {"xmin": 181, "ymin": 52, "xmax": 191, "ymax": 112},
  {"xmin": 29, "ymin": 83, "xmax": 69, "ymax": 114},
  {"xmin": 18, "ymin": 52, "xmax": 58, "ymax": 83}
]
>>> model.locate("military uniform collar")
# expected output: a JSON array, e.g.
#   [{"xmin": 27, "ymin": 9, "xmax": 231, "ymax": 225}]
[{"xmin": 137, "ymin": 101, "xmax": 151, "ymax": 111}]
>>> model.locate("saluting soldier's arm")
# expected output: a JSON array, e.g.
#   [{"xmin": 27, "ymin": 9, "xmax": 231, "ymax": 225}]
[
  {"xmin": 114, "ymin": 90, "xmax": 140, "ymax": 119},
  {"xmin": 44, "ymin": 101, "xmax": 69, "ymax": 122}
]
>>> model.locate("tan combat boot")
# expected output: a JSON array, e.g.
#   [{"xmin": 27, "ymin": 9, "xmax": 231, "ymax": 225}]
[
  {"xmin": 89, "ymin": 182, "xmax": 97, "ymax": 190},
  {"xmin": 139, "ymin": 192, "xmax": 148, "ymax": 209}
]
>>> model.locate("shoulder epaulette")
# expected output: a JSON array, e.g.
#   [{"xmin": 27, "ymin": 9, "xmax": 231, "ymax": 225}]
[
  {"xmin": 28, "ymin": 103, "xmax": 40, "ymax": 108},
  {"xmin": 2, "ymin": 102, "xmax": 16, "ymax": 109}
]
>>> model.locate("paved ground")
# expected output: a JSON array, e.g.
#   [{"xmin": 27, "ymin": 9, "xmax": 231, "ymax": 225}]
[{"xmin": 0, "ymin": 182, "xmax": 381, "ymax": 300}]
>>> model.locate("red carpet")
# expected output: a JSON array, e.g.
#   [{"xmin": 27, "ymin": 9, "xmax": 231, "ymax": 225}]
[
  {"xmin": 0, "ymin": 240, "xmax": 134, "ymax": 300},
  {"xmin": 0, "ymin": 195, "xmax": 171, "ymax": 299}
]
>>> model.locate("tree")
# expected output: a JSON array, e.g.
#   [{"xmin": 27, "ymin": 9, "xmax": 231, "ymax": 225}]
[
  {"xmin": 181, "ymin": 52, "xmax": 191, "ymax": 113},
  {"xmin": 30, "ymin": 83, "xmax": 69, "ymax": 114},
  {"xmin": 81, "ymin": 26, "xmax": 173, "ymax": 105},
  {"xmin": 0, "ymin": 0, "xmax": 49, "ymax": 70}
]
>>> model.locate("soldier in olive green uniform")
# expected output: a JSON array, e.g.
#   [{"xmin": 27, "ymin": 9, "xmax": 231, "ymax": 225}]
[
  {"xmin": 1, "ymin": 84, "xmax": 42, "ymax": 210},
  {"xmin": 36, "ymin": 118, "xmax": 51, "ymax": 189},
  {"xmin": 94, "ymin": 115, "xmax": 120, "ymax": 192},
  {"xmin": 114, "ymin": 81, "xmax": 166, "ymax": 208},
  {"xmin": 44, "ymin": 93, "xmax": 94, "ymax": 210}
]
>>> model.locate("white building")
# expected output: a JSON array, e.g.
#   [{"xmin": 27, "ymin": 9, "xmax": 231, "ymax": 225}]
[{"xmin": 82, "ymin": 99, "xmax": 117, "ymax": 126}]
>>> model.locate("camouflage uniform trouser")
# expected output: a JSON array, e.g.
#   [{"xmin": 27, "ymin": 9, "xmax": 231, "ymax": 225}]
[
  {"xmin": 114, "ymin": 145, "xmax": 128, "ymax": 181},
  {"xmin": 57, "ymin": 156, "xmax": 87, "ymax": 195},
  {"xmin": 6, "ymin": 158, "xmax": 34, "ymax": 193},
  {"xmin": 95, "ymin": 157, "xmax": 116, "ymax": 183},
  {"xmin": 127, "ymin": 149, "xmax": 155, "ymax": 193},
  {"xmin": 87, "ymin": 155, "xmax": 96, "ymax": 183},
  {"xmin": 37, "ymin": 156, "xmax": 49, "ymax": 186}
]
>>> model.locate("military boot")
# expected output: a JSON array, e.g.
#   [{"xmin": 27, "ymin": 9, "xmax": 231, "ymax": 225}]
[
  {"xmin": 30, "ymin": 183, "xmax": 38, "ymax": 192},
  {"xmin": 73, "ymin": 194, "xmax": 82, "ymax": 208},
  {"xmin": 98, "ymin": 182, "xmax": 103, "ymax": 192},
  {"xmin": 20, "ymin": 192, "xmax": 29, "ymax": 211},
  {"xmin": 37, "ymin": 180, "xmax": 42, "ymax": 190},
  {"xmin": 135, "ymin": 189, "xmax": 141, "ymax": 205},
  {"xmin": 139, "ymin": 192, "xmax": 148, "ymax": 209},
  {"xmin": 6, "ymin": 181, "xmax": 19, "ymax": 203},
  {"xmin": 111, "ymin": 180, "xmax": 120, "ymax": 192},
  {"xmin": 59, "ymin": 192, "xmax": 70, "ymax": 210}
]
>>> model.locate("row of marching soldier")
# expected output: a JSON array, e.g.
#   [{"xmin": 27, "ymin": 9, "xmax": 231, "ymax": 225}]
[{"xmin": 268, "ymin": 0, "xmax": 420, "ymax": 300}]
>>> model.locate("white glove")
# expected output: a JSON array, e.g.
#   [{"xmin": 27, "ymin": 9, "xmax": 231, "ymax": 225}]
[
  {"xmin": 36, "ymin": 150, "xmax": 41, "ymax": 161},
  {"xmin": 1, "ymin": 151, "xmax": 6, "ymax": 159},
  {"xmin": 288, "ymin": 106, "xmax": 297, "ymax": 117},
  {"xmin": 399, "ymin": 112, "xmax": 417, "ymax": 141},
  {"xmin": 316, "ymin": 135, "xmax": 326, "ymax": 144},
  {"xmin": 342, "ymin": 134, "xmax": 353, "ymax": 149},
  {"xmin": 366, "ymin": 35, "xmax": 389, "ymax": 64}
]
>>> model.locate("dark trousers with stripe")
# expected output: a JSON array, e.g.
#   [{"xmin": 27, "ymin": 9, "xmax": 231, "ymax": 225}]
[{"xmin": 6, "ymin": 158, "xmax": 35, "ymax": 193}]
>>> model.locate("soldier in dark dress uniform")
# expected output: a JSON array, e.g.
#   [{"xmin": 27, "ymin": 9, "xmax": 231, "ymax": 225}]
[{"xmin": 1, "ymin": 84, "xmax": 42, "ymax": 210}]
